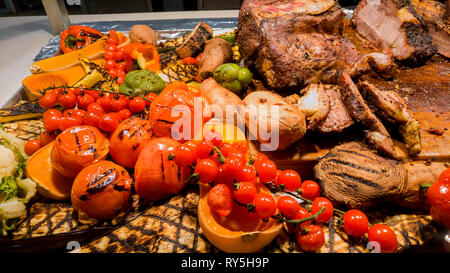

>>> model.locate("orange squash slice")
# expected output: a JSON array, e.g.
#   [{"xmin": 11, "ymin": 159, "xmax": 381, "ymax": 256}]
[
  {"xmin": 25, "ymin": 141, "xmax": 73, "ymax": 200},
  {"xmin": 198, "ymin": 183, "xmax": 282, "ymax": 253},
  {"xmin": 29, "ymin": 35, "xmax": 129, "ymax": 74},
  {"xmin": 22, "ymin": 58, "xmax": 104, "ymax": 100}
]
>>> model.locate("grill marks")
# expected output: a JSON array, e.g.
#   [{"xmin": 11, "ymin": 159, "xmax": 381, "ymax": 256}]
[
  {"xmin": 315, "ymin": 142, "xmax": 407, "ymax": 209},
  {"xmin": 326, "ymin": 158, "xmax": 380, "ymax": 174},
  {"xmin": 328, "ymin": 172, "xmax": 382, "ymax": 190},
  {"xmin": 80, "ymin": 168, "xmax": 130, "ymax": 201}
]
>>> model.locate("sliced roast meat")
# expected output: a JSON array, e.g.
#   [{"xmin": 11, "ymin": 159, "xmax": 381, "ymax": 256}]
[
  {"xmin": 410, "ymin": 0, "xmax": 450, "ymax": 58},
  {"xmin": 237, "ymin": 0, "xmax": 345, "ymax": 67},
  {"xmin": 314, "ymin": 142, "xmax": 408, "ymax": 209},
  {"xmin": 316, "ymin": 85, "xmax": 354, "ymax": 133},
  {"xmin": 364, "ymin": 52, "xmax": 398, "ymax": 79},
  {"xmin": 353, "ymin": 0, "xmax": 435, "ymax": 64},
  {"xmin": 287, "ymin": 84, "xmax": 330, "ymax": 130},
  {"xmin": 358, "ymin": 81, "xmax": 421, "ymax": 155},
  {"xmin": 395, "ymin": 161, "xmax": 448, "ymax": 210},
  {"xmin": 338, "ymin": 72, "xmax": 396, "ymax": 158}
]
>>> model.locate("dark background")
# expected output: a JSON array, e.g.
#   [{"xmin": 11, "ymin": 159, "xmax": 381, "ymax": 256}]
[{"xmin": 0, "ymin": 0, "xmax": 363, "ymax": 15}]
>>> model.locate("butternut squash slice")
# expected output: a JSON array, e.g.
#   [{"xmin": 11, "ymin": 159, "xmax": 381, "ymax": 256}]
[
  {"xmin": 22, "ymin": 58, "xmax": 105, "ymax": 100},
  {"xmin": 29, "ymin": 35, "xmax": 129, "ymax": 74},
  {"xmin": 25, "ymin": 141, "xmax": 73, "ymax": 201},
  {"xmin": 198, "ymin": 183, "xmax": 282, "ymax": 253}
]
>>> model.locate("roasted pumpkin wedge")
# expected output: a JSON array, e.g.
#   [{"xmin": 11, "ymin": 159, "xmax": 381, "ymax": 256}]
[
  {"xmin": 25, "ymin": 141, "xmax": 73, "ymax": 201},
  {"xmin": 29, "ymin": 36, "xmax": 129, "ymax": 74},
  {"xmin": 22, "ymin": 58, "xmax": 105, "ymax": 100}
]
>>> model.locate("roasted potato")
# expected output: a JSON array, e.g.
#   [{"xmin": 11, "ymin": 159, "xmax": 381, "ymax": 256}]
[
  {"xmin": 129, "ymin": 25, "xmax": 157, "ymax": 45},
  {"xmin": 239, "ymin": 91, "xmax": 306, "ymax": 151}
]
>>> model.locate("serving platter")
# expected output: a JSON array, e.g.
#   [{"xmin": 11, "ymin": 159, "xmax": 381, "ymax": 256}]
[{"xmin": 0, "ymin": 11, "xmax": 449, "ymax": 253}]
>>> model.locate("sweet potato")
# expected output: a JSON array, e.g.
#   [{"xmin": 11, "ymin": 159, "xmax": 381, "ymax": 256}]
[
  {"xmin": 128, "ymin": 25, "xmax": 157, "ymax": 45},
  {"xmin": 198, "ymin": 38, "xmax": 233, "ymax": 81},
  {"xmin": 200, "ymin": 78, "xmax": 242, "ymax": 124}
]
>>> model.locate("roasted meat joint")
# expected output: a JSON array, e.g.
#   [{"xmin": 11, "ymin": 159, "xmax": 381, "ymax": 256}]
[{"xmin": 0, "ymin": 0, "xmax": 449, "ymax": 254}]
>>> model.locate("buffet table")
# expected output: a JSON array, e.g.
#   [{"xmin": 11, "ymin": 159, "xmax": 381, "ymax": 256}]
[{"xmin": 0, "ymin": 10, "xmax": 239, "ymax": 106}]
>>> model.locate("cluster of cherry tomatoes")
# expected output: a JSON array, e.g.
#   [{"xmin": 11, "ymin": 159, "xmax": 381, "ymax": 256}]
[
  {"xmin": 28, "ymin": 87, "xmax": 157, "ymax": 156},
  {"xmin": 104, "ymin": 30, "xmax": 127, "ymax": 85},
  {"xmin": 169, "ymin": 130, "xmax": 398, "ymax": 252}
]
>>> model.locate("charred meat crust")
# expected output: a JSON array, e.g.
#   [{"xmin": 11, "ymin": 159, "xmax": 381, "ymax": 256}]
[
  {"xmin": 237, "ymin": 0, "xmax": 345, "ymax": 68},
  {"xmin": 353, "ymin": 0, "xmax": 436, "ymax": 64},
  {"xmin": 338, "ymin": 72, "xmax": 396, "ymax": 157}
]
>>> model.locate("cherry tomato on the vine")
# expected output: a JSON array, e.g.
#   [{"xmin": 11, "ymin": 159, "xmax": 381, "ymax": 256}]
[
  {"xmin": 197, "ymin": 140, "xmax": 214, "ymax": 159},
  {"xmin": 43, "ymin": 109, "xmax": 62, "ymax": 120},
  {"xmin": 77, "ymin": 94, "xmax": 95, "ymax": 109},
  {"xmin": 43, "ymin": 115, "xmax": 61, "ymax": 132},
  {"xmin": 367, "ymin": 224, "xmax": 398, "ymax": 253},
  {"xmin": 277, "ymin": 170, "xmax": 301, "ymax": 191},
  {"xmin": 253, "ymin": 193, "xmax": 276, "ymax": 219},
  {"xmin": 99, "ymin": 113, "xmax": 120, "ymax": 132},
  {"xmin": 39, "ymin": 92, "xmax": 58, "ymax": 109},
  {"xmin": 233, "ymin": 182, "xmax": 257, "ymax": 204},
  {"xmin": 104, "ymin": 50, "xmax": 115, "ymax": 60},
  {"xmin": 174, "ymin": 143, "xmax": 197, "ymax": 167},
  {"xmin": 195, "ymin": 159, "xmax": 218, "ymax": 184},
  {"xmin": 310, "ymin": 197, "xmax": 334, "ymax": 223},
  {"xmin": 277, "ymin": 196, "xmax": 300, "ymax": 219},
  {"xmin": 255, "ymin": 160, "xmax": 277, "ymax": 184},
  {"xmin": 237, "ymin": 165, "xmax": 257, "ymax": 184},
  {"xmin": 59, "ymin": 116, "xmax": 83, "ymax": 132},
  {"xmin": 129, "ymin": 97, "xmax": 146, "ymax": 113},
  {"xmin": 84, "ymin": 110, "xmax": 103, "ymax": 127},
  {"xmin": 104, "ymin": 59, "xmax": 116, "ymax": 70},
  {"xmin": 25, "ymin": 139, "xmax": 41, "ymax": 156},
  {"xmin": 57, "ymin": 91, "xmax": 77, "ymax": 109},
  {"xmin": 300, "ymin": 180, "xmax": 321, "ymax": 200},
  {"xmin": 87, "ymin": 102, "xmax": 104, "ymax": 114},
  {"xmin": 39, "ymin": 131, "xmax": 56, "ymax": 147},
  {"xmin": 296, "ymin": 225, "xmax": 325, "ymax": 252},
  {"xmin": 208, "ymin": 184, "xmax": 233, "ymax": 217},
  {"xmin": 117, "ymin": 109, "xmax": 132, "ymax": 121},
  {"xmin": 343, "ymin": 209, "xmax": 369, "ymax": 237}
]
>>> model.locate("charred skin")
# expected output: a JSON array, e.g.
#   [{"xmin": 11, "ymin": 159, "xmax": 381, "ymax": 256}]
[
  {"xmin": 353, "ymin": 0, "xmax": 436, "ymax": 65},
  {"xmin": 314, "ymin": 142, "xmax": 408, "ymax": 209},
  {"xmin": 175, "ymin": 22, "xmax": 213, "ymax": 59}
]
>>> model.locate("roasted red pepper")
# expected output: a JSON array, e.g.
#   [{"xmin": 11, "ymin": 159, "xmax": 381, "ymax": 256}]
[
  {"xmin": 123, "ymin": 43, "xmax": 161, "ymax": 73},
  {"xmin": 60, "ymin": 25, "xmax": 103, "ymax": 54}
]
